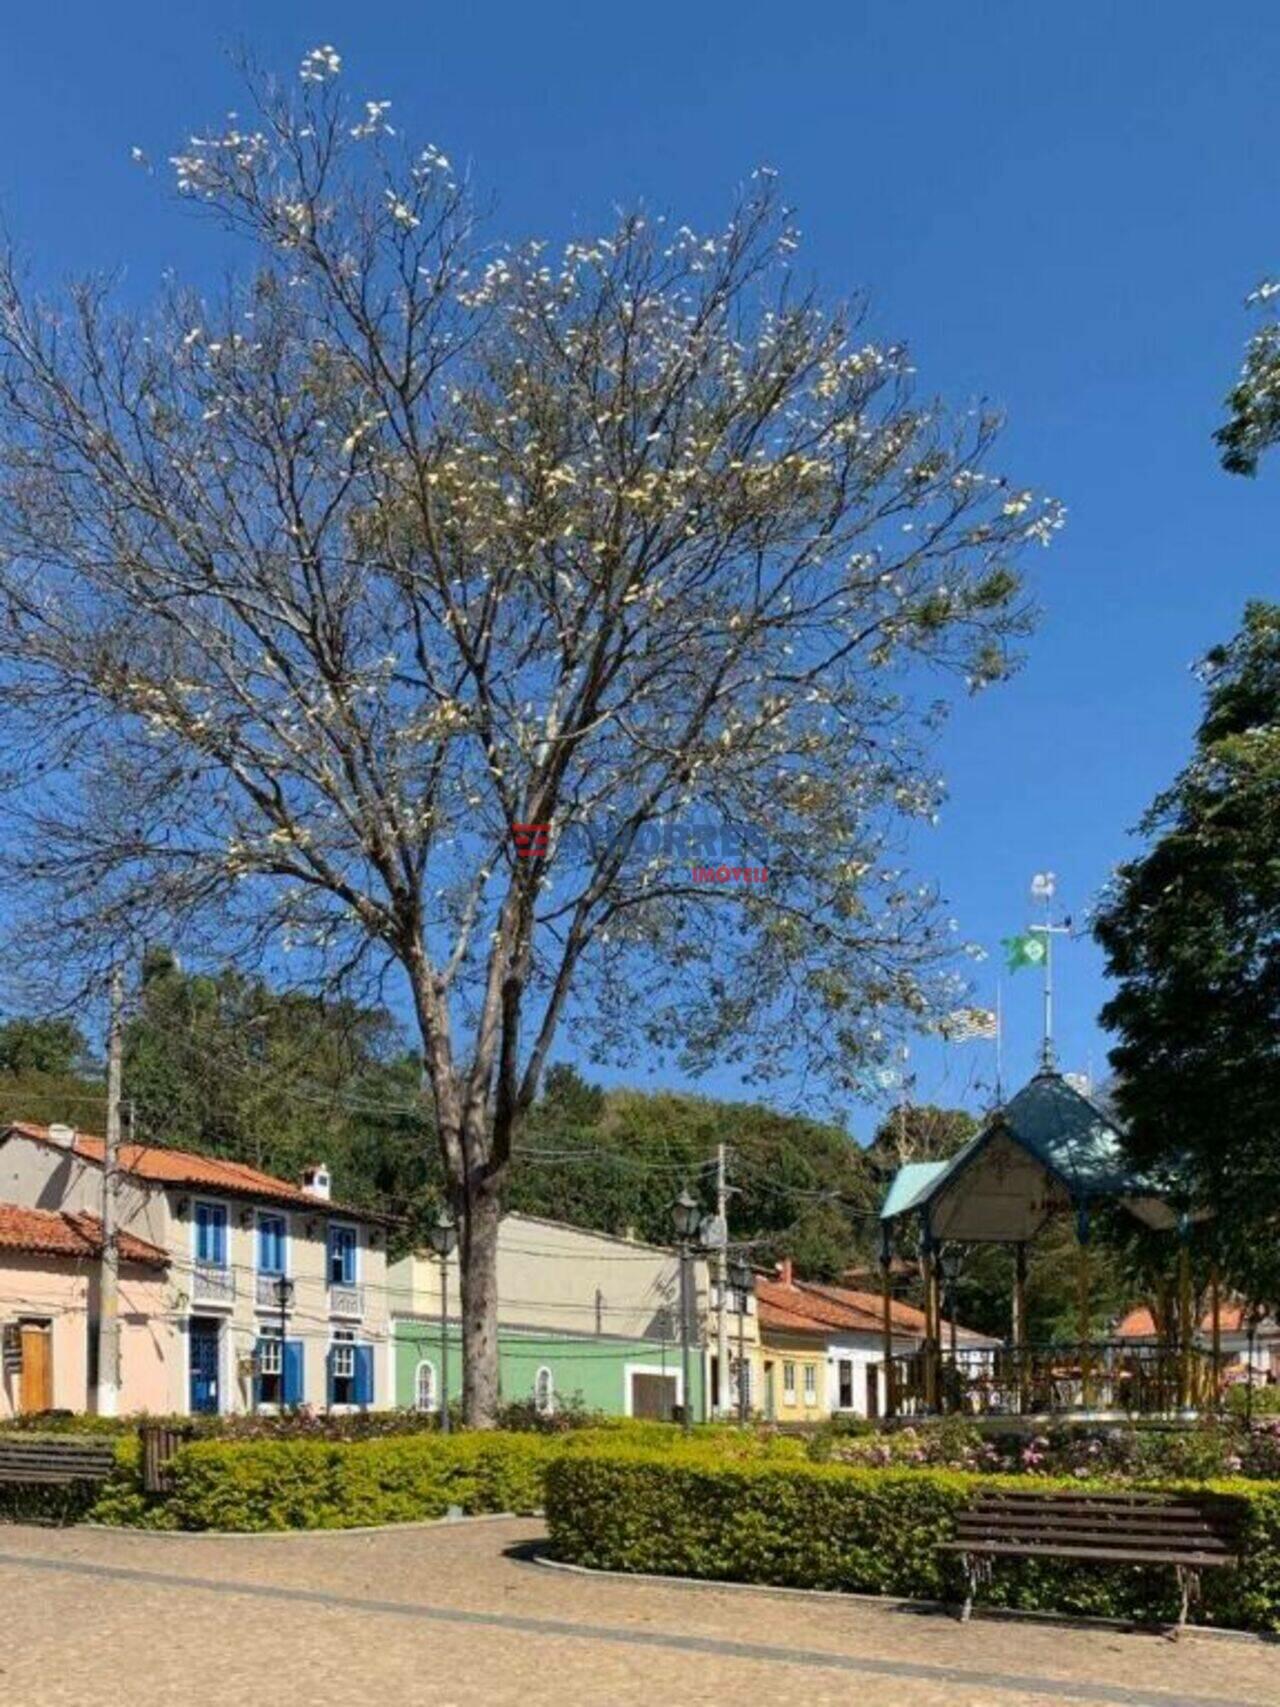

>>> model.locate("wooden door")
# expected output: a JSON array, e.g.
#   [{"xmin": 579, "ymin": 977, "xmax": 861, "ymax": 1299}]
[
  {"xmin": 19, "ymin": 1321, "xmax": 52, "ymax": 1414},
  {"xmin": 630, "ymin": 1372, "xmax": 676, "ymax": 1420}
]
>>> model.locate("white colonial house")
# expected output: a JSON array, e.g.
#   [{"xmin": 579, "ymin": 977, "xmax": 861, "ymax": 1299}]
[{"xmin": 0, "ymin": 1121, "xmax": 392, "ymax": 1417}]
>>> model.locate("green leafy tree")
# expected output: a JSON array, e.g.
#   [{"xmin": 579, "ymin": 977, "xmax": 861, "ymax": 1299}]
[
  {"xmin": 0, "ymin": 1015, "xmax": 87, "ymax": 1076},
  {"xmin": 123, "ymin": 959, "xmax": 430, "ymax": 1224},
  {"xmin": 1217, "ymin": 281, "xmax": 1280, "ymax": 474},
  {"xmin": 0, "ymin": 1014, "xmax": 101, "ymax": 1129},
  {"xmin": 1094, "ymin": 603, "xmax": 1280, "ymax": 1306},
  {"xmin": 511, "ymin": 1074, "xmax": 876, "ymax": 1280}
]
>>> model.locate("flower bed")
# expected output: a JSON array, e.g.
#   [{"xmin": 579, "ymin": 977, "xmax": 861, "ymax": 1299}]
[{"xmin": 544, "ymin": 1446, "xmax": 1280, "ymax": 1633}]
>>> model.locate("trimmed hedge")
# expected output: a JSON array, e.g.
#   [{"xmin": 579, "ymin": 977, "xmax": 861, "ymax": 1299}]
[
  {"xmin": 544, "ymin": 1447, "xmax": 1280, "ymax": 1633},
  {"xmin": 150, "ymin": 1432, "xmax": 558, "ymax": 1531}
]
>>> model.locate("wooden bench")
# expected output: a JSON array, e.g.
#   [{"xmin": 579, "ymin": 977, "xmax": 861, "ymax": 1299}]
[
  {"xmin": 939, "ymin": 1489, "xmax": 1242, "ymax": 1631},
  {"xmin": 0, "ymin": 1436, "xmax": 117, "ymax": 1488}
]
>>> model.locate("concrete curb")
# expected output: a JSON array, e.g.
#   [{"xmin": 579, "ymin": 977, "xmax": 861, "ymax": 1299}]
[
  {"xmin": 530, "ymin": 1550, "xmax": 1275, "ymax": 1646},
  {"xmin": 79, "ymin": 1509, "xmax": 533, "ymax": 1540}
]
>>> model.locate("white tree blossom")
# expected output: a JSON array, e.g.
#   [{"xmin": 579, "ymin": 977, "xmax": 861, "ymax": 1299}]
[{"xmin": 0, "ymin": 53, "xmax": 1060, "ymax": 1422}]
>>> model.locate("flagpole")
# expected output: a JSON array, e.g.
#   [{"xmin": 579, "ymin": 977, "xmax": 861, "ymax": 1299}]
[
  {"xmin": 1042, "ymin": 928, "xmax": 1054, "ymax": 1072},
  {"xmin": 995, "ymin": 980, "xmax": 1004, "ymax": 1104}
]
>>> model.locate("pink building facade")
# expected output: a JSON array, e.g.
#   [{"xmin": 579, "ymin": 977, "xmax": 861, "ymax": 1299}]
[{"xmin": 0, "ymin": 1205, "xmax": 172, "ymax": 1418}]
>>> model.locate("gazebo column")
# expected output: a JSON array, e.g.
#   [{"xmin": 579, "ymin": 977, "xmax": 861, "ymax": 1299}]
[
  {"xmin": 920, "ymin": 1221, "xmax": 939, "ymax": 1412},
  {"xmin": 880, "ymin": 1226, "xmax": 896, "ymax": 1418},
  {"xmin": 1012, "ymin": 1241, "xmax": 1029, "ymax": 1414},
  {"xmin": 1075, "ymin": 1206, "xmax": 1093, "ymax": 1410}
]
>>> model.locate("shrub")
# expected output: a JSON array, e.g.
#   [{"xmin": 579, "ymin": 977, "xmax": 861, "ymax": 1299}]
[
  {"xmin": 154, "ymin": 1431, "xmax": 559, "ymax": 1532},
  {"xmin": 545, "ymin": 1447, "xmax": 1280, "ymax": 1633}
]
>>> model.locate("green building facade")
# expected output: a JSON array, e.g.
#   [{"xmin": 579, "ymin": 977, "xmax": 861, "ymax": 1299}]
[{"xmin": 393, "ymin": 1317, "xmax": 703, "ymax": 1419}]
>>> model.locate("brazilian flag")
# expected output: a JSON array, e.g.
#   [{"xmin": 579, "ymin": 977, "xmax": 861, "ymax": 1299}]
[{"xmin": 1002, "ymin": 932, "xmax": 1047, "ymax": 971}]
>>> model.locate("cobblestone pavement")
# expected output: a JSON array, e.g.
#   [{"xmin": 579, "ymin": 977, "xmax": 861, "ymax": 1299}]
[{"xmin": 0, "ymin": 1518, "xmax": 1275, "ymax": 1707}]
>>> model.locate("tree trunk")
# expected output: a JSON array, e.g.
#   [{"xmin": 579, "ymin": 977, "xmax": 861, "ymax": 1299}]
[{"xmin": 460, "ymin": 1170, "xmax": 503, "ymax": 1427}]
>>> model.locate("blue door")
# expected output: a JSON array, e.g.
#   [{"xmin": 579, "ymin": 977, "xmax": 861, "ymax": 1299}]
[{"xmin": 189, "ymin": 1319, "xmax": 220, "ymax": 1414}]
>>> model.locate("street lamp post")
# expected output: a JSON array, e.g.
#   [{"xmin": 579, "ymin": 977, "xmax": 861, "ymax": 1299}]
[
  {"xmin": 276, "ymin": 1276, "xmax": 295, "ymax": 1409},
  {"xmin": 729, "ymin": 1257, "xmax": 753, "ymax": 1425},
  {"xmin": 671, "ymin": 1189, "xmax": 702, "ymax": 1435},
  {"xmin": 427, "ymin": 1206, "xmax": 458, "ymax": 1433}
]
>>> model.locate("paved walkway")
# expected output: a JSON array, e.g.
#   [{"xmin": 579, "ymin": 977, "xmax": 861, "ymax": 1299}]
[{"xmin": 0, "ymin": 1518, "xmax": 1274, "ymax": 1706}]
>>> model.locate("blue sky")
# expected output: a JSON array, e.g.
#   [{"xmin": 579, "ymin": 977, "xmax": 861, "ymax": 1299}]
[{"xmin": 1, "ymin": 4, "xmax": 1276, "ymax": 1132}]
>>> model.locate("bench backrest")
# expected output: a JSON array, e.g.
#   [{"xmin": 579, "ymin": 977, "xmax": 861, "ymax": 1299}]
[
  {"xmin": 0, "ymin": 1436, "xmax": 118, "ymax": 1479},
  {"xmin": 954, "ymin": 1490, "xmax": 1242, "ymax": 1563}
]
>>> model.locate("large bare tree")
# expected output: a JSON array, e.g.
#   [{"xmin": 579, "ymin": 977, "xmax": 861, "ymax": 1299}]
[{"xmin": 0, "ymin": 47, "xmax": 1061, "ymax": 1421}]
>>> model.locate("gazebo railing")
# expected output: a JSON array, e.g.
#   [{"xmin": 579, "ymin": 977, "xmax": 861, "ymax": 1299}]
[{"xmin": 889, "ymin": 1342, "xmax": 1221, "ymax": 1418}]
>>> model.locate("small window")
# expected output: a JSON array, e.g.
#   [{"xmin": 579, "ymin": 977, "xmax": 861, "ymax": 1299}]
[
  {"xmin": 803, "ymin": 1363, "xmax": 817, "ymax": 1404},
  {"xmin": 783, "ymin": 1360, "xmax": 797, "ymax": 1404},
  {"xmin": 330, "ymin": 1331, "xmax": 356, "ymax": 1404},
  {"xmin": 838, "ymin": 1359, "xmax": 854, "ymax": 1410},
  {"xmin": 255, "ymin": 1329, "xmax": 283, "ymax": 1407},
  {"xmin": 415, "ymin": 1359, "xmax": 438, "ymax": 1413},
  {"xmin": 534, "ymin": 1365, "xmax": 555, "ymax": 1415}
]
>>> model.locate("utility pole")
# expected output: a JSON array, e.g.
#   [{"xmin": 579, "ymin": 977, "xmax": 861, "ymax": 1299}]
[
  {"xmin": 97, "ymin": 965, "xmax": 123, "ymax": 1417},
  {"xmin": 715, "ymin": 1143, "xmax": 729, "ymax": 1419}
]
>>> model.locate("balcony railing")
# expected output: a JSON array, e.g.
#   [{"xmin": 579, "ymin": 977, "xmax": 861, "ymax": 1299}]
[
  {"xmin": 255, "ymin": 1272, "xmax": 293, "ymax": 1311},
  {"xmin": 329, "ymin": 1282, "xmax": 364, "ymax": 1318},
  {"xmin": 887, "ymin": 1341, "xmax": 1221, "ymax": 1418},
  {"xmin": 192, "ymin": 1261, "xmax": 235, "ymax": 1307}
]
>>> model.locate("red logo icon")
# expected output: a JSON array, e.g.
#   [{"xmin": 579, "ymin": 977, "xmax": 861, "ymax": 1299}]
[{"xmin": 512, "ymin": 823, "xmax": 550, "ymax": 859}]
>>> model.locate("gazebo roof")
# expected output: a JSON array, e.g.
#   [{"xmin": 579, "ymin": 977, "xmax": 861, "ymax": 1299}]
[{"xmin": 880, "ymin": 1070, "xmax": 1178, "ymax": 1238}]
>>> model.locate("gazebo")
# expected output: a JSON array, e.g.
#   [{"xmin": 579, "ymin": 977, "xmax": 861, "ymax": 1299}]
[{"xmin": 877, "ymin": 1069, "xmax": 1221, "ymax": 1419}]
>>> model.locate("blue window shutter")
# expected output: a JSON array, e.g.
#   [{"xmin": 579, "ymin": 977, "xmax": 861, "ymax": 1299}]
[
  {"xmin": 195, "ymin": 1204, "xmax": 210, "ymax": 1262},
  {"xmin": 207, "ymin": 1206, "xmax": 226, "ymax": 1266},
  {"xmin": 253, "ymin": 1336, "xmax": 266, "ymax": 1408},
  {"xmin": 326, "ymin": 1346, "xmax": 336, "ymax": 1406},
  {"xmin": 284, "ymin": 1341, "xmax": 304, "ymax": 1406},
  {"xmin": 354, "ymin": 1345, "xmax": 373, "ymax": 1406}
]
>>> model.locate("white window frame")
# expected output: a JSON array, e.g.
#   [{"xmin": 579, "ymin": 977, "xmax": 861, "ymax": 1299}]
[
  {"xmin": 414, "ymin": 1358, "xmax": 438, "ymax": 1413},
  {"xmin": 534, "ymin": 1365, "xmax": 555, "ymax": 1416},
  {"xmin": 803, "ymin": 1362, "xmax": 817, "ymax": 1405},
  {"xmin": 782, "ymin": 1360, "xmax": 797, "ymax": 1405},
  {"xmin": 623, "ymin": 1362, "xmax": 683, "ymax": 1418}
]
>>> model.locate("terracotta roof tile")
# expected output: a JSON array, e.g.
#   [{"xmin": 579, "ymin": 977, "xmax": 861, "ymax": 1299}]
[
  {"xmin": 1116, "ymin": 1301, "xmax": 1261, "ymax": 1338},
  {"xmin": 3, "ymin": 1122, "xmax": 386, "ymax": 1221},
  {"xmin": 0, "ymin": 1202, "xmax": 168, "ymax": 1268},
  {"xmin": 755, "ymin": 1274, "xmax": 998, "ymax": 1346}
]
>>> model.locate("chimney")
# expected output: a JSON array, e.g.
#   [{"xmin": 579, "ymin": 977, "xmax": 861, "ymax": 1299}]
[
  {"xmin": 46, "ymin": 1123, "xmax": 76, "ymax": 1150},
  {"xmin": 777, "ymin": 1257, "xmax": 793, "ymax": 1287},
  {"xmin": 301, "ymin": 1163, "xmax": 331, "ymax": 1202}
]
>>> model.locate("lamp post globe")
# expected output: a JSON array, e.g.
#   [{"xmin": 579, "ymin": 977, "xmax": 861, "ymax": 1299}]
[{"xmin": 427, "ymin": 1205, "xmax": 457, "ymax": 1259}]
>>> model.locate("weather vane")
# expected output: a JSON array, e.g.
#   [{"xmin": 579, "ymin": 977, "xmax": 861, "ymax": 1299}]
[{"xmin": 1003, "ymin": 872, "xmax": 1072, "ymax": 1072}]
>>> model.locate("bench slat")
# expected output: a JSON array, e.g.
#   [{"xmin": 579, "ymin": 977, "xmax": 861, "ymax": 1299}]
[
  {"xmin": 953, "ymin": 1535, "xmax": 1234, "ymax": 1556},
  {"xmin": 940, "ymin": 1540, "xmax": 1237, "ymax": 1567}
]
